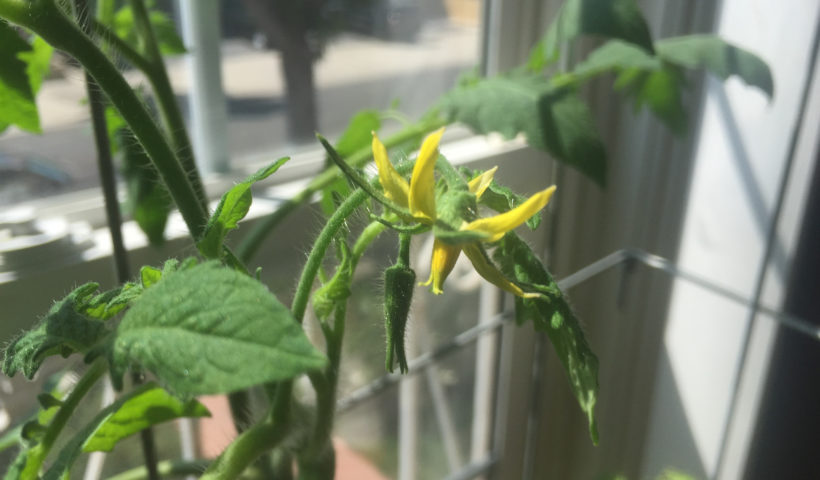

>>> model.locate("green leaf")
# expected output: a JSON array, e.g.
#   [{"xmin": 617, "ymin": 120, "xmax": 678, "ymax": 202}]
[
  {"xmin": 19, "ymin": 36, "xmax": 53, "ymax": 95},
  {"xmin": 110, "ymin": 262, "xmax": 326, "ymax": 395},
  {"xmin": 113, "ymin": 5, "xmax": 186, "ymax": 56},
  {"xmin": 320, "ymin": 110, "xmax": 379, "ymax": 215},
  {"xmin": 565, "ymin": 39, "xmax": 661, "ymax": 83},
  {"xmin": 656, "ymin": 34, "xmax": 774, "ymax": 98},
  {"xmin": 441, "ymin": 72, "xmax": 607, "ymax": 185},
  {"xmin": 3, "ymin": 284, "xmax": 110, "ymax": 379},
  {"xmin": 333, "ymin": 109, "xmax": 381, "ymax": 158},
  {"xmin": 106, "ymin": 100, "xmax": 172, "ymax": 245},
  {"xmin": 563, "ymin": 40, "xmax": 689, "ymax": 133},
  {"xmin": 42, "ymin": 383, "xmax": 200, "ymax": 480},
  {"xmin": 529, "ymin": 0, "xmax": 654, "ymax": 71},
  {"xmin": 494, "ymin": 233, "xmax": 599, "ymax": 444},
  {"xmin": 198, "ymin": 158, "xmax": 289, "ymax": 258},
  {"xmin": 625, "ymin": 66, "xmax": 688, "ymax": 134},
  {"xmin": 83, "ymin": 385, "xmax": 209, "ymax": 452},
  {"xmin": 83, "ymin": 282, "xmax": 143, "ymax": 320},
  {"xmin": 140, "ymin": 265, "xmax": 162, "ymax": 288},
  {"xmin": 120, "ymin": 126, "xmax": 171, "ymax": 245},
  {"xmin": 3, "ymin": 448, "xmax": 31, "ymax": 480},
  {"xmin": 147, "ymin": 10, "xmax": 186, "ymax": 55},
  {"xmin": 0, "ymin": 20, "xmax": 40, "ymax": 134}
]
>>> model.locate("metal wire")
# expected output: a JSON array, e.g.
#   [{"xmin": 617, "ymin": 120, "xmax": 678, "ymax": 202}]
[
  {"xmin": 336, "ymin": 247, "xmax": 818, "ymax": 414},
  {"xmin": 442, "ymin": 456, "xmax": 498, "ymax": 480}
]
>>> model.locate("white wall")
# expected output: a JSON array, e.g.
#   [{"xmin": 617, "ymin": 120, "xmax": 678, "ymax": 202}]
[{"xmin": 642, "ymin": 2, "xmax": 820, "ymax": 479}]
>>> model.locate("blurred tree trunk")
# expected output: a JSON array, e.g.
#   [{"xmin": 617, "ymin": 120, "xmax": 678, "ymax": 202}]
[{"xmin": 241, "ymin": 0, "xmax": 318, "ymax": 142}]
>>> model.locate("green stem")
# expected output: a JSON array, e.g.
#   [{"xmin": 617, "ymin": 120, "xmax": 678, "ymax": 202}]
[
  {"xmin": 301, "ymin": 302, "xmax": 345, "ymax": 467},
  {"xmin": 351, "ymin": 221, "xmax": 387, "ymax": 268},
  {"xmin": 200, "ymin": 383, "xmax": 292, "ymax": 480},
  {"xmin": 74, "ymin": 1, "xmax": 161, "ymax": 477},
  {"xmin": 106, "ymin": 460, "xmax": 210, "ymax": 480},
  {"xmin": 128, "ymin": 0, "xmax": 206, "ymax": 210},
  {"xmin": 0, "ymin": 0, "xmax": 208, "ymax": 238},
  {"xmin": 90, "ymin": 19, "xmax": 152, "ymax": 70},
  {"xmin": 291, "ymin": 189, "xmax": 368, "ymax": 324},
  {"xmin": 237, "ymin": 117, "xmax": 447, "ymax": 262},
  {"xmin": 24, "ymin": 360, "xmax": 106, "ymax": 478},
  {"xmin": 397, "ymin": 232, "xmax": 412, "ymax": 267}
]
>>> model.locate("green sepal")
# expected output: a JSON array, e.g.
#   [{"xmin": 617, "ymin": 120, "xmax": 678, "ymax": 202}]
[
  {"xmin": 459, "ymin": 166, "xmax": 542, "ymax": 230},
  {"xmin": 319, "ymin": 134, "xmax": 413, "ymax": 219},
  {"xmin": 369, "ymin": 214, "xmax": 430, "ymax": 235}
]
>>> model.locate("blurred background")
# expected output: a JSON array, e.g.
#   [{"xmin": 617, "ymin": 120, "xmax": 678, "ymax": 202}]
[{"xmin": 1, "ymin": 0, "xmax": 819, "ymax": 479}]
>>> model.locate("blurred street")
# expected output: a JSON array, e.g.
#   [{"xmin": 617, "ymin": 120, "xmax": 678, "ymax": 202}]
[{"xmin": 0, "ymin": 20, "xmax": 477, "ymax": 204}]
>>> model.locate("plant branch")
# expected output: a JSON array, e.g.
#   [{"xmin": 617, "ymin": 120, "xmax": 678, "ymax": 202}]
[
  {"xmin": 200, "ymin": 387, "xmax": 292, "ymax": 480},
  {"xmin": 74, "ymin": 1, "xmax": 163, "ymax": 476},
  {"xmin": 291, "ymin": 189, "xmax": 368, "ymax": 324},
  {"xmin": 0, "ymin": 0, "xmax": 209, "ymax": 238},
  {"xmin": 89, "ymin": 19, "xmax": 152, "ymax": 72},
  {"xmin": 128, "ymin": 0, "xmax": 206, "ymax": 210},
  {"xmin": 23, "ymin": 360, "xmax": 107, "ymax": 477}
]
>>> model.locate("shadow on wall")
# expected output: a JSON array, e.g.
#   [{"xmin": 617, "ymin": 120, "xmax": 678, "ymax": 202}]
[{"xmin": 642, "ymin": 351, "xmax": 708, "ymax": 480}]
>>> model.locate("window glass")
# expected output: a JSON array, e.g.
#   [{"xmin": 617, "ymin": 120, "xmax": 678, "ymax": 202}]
[{"xmin": 0, "ymin": 0, "xmax": 483, "ymax": 205}]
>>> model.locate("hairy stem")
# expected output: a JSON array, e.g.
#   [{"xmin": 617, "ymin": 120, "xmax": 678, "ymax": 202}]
[
  {"xmin": 291, "ymin": 189, "xmax": 368, "ymax": 324},
  {"xmin": 0, "ymin": 0, "xmax": 208, "ymax": 238},
  {"xmin": 128, "ymin": 0, "xmax": 207, "ymax": 210},
  {"xmin": 200, "ymin": 383, "xmax": 292, "ymax": 480},
  {"xmin": 23, "ymin": 360, "xmax": 107, "ymax": 477},
  {"xmin": 73, "ymin": 3, "xmax": 162, "ymax": 477},
  {"xmin": 351, "ymin": 221, "xmax": 387, "ymax": 268}
]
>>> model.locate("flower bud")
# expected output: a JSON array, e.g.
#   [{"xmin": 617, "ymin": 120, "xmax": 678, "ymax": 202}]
[{"xmin": 383, "ymin": 263, "xmax": 415, "ymax": 373}]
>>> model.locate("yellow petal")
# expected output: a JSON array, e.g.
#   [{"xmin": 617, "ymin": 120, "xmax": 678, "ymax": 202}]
[
  {"xmin": 463, "ymin": 244, "xmax": 541, "ymax": 299},
  {"xmin": 468, "ymin": 166, "xmax": 498, "ymax": 199},
  {"xmin": 373, "ymin": 132, "xmax": 410, "ymax": 207},
  {"xmin": 408, "ymin": 128, "xmax": 444, "ymax": 222},
  {"xmin": 421, "ymin": 238, "xmax": 461, "ymax": 295},
  {"xmin": 462, "ymin": 185, "xmax": 556, "ymax": 243}
]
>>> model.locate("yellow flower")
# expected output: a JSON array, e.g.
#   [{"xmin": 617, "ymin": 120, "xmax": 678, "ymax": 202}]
[{"xmin": 373, "ymin": 129, "xmax": 556, "ymax": 298}]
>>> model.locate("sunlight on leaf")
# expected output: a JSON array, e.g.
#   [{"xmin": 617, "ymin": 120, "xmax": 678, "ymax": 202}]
[
  {"xmin": 110, "ymin": 262, "xmax": 326, "ymax": 395},
  {"xmin": 0, "ymin": 20, "xmax": 40, "ymax": 133},
  {"xmin": 83, "ymin": 385, "xmax": 210, "ymax": 452},
  {"xmin": 441, "ymin": 72, "xmax": 606, "ymax": 185}
]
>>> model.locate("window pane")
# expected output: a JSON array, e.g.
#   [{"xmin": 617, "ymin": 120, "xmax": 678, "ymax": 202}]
[{"xmin": 0, "ymin": 0, "xmax": 483, "ymax": 205}]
